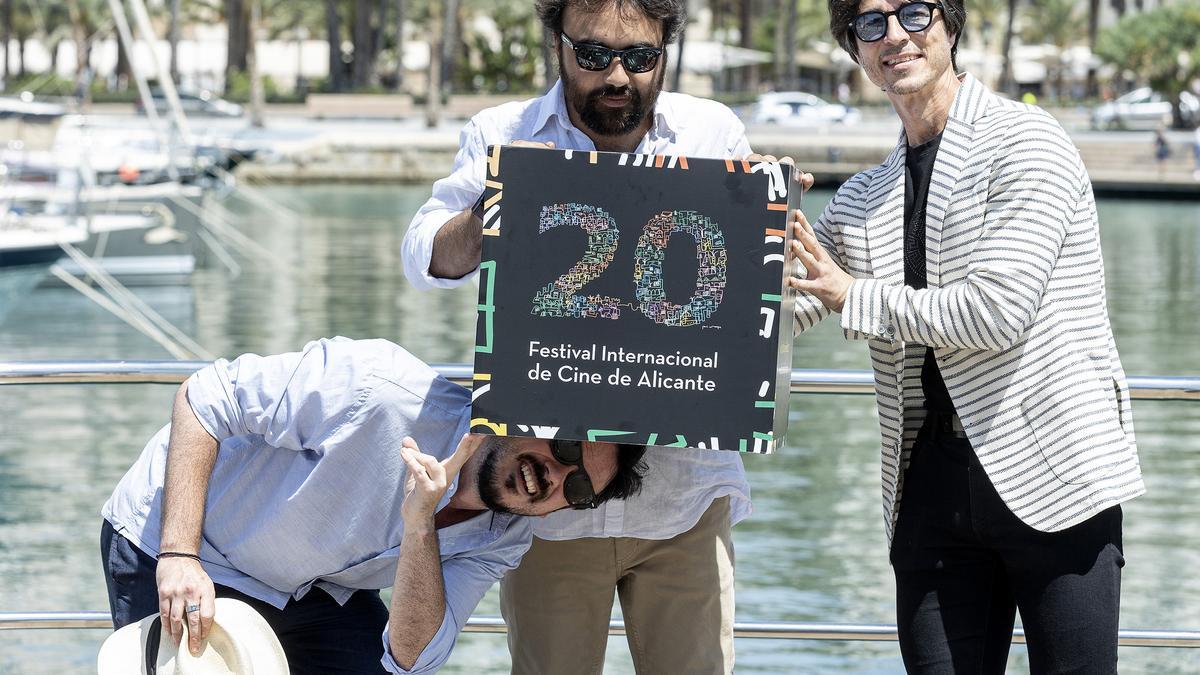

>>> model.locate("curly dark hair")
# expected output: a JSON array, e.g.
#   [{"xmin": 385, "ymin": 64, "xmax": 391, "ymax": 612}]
[
  {"xmin": 828, "ymin": 0, "xmax": 965, "ymax": 69},
  {"xmin": 595, "ymin": 443, "xmax": 649, "ymax": 503},
  {"xmin": 535, "ymin": 0, "xmax": 687, "ymax": 45}
]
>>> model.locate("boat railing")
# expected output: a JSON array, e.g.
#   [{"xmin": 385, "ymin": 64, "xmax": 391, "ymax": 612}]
[
  {"xmin": 2, "ymin": 360, "xmax": 1198, "ymax": 648},
  {"xmin": 3, "ymin": 361, "xmax": 1197, "ymax": 399}
]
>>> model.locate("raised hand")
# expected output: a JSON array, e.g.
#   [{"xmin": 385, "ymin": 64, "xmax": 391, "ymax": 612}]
[
  {"xmin": 786, "ymin": 208, "xmax": 852, "ymax": 312},
  {"xmin": 398, "ymin": 434, "xmax": 482, "ymax": 526},
  {"xmin": 743, "ymin": 153, "xmax": 815, "ymax": 194}
]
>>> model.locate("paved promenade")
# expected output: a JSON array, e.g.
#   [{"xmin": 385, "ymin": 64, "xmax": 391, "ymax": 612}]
[{"xmin": 205, "ymin": 103, "xmax": 1200, "ymax": 197}]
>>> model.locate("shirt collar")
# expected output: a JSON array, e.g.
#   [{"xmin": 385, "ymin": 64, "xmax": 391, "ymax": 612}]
[{"xmin": 534, "ymin": 79, "xmax": 680, "ymax": 144}]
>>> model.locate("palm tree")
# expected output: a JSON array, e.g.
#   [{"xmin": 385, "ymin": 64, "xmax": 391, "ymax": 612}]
[
  {"xmin": 351, "ymin": 0, "xmax": 375, "ymax": 87},
  {"xmin": 9, "ymin": 0, "xmax": 40, "ymax": 79},
  {"xmin": 962, "ymin": 0, "xmax": 1005, "ymax": 88},
  {"xmin": 998, "ymin": 0, "xmax": 1019, "ymax": 96},
  {"xmin": 674, "ymin": 7, "xmax": 688, "ymax": 91},
  {"xmin": 737, "ymin": 0, "xmax": 754, "ymax": 92},
  {"xmin": 226, "ymin": 0, "xmax": 249, "ymax": 90},
  {"xmin": 66, "ymin": 0, "xmax": 94, "ymax": 101},
  {"xmin": 2, "ymin": 0, "xmax": 11, "ymax": 87},
  {"xmin": 772, "ymin": 0, "xmax": 790, "ymax": 88},
  {"xmin": 1086, "ymin": 0, "xmax": 1100, "ymax": 96},
  {"xmin": 393, "ymin": 0, "xmax": 404, "ymax": 91},
  {"xmin": 248, "ymin": 0, "xmax": 264, "ymax": 125},
  {"xmin": 41, "ymin": 2, "xmax": 72, "ymax": 77},
  {"xmin": 1022, "ymin": 0, "xmax": 1081, "ymax": 99},
  {"xmin": 439, "ymin": 0, "xmax": 459, "ymax": 91},
  {"xmin": 426, "ymin": 0, "xmax": 442, "ymax": 127},
  {"xmin": 325, "ymin": 0, "xmax": 345, "ymax": 91}
]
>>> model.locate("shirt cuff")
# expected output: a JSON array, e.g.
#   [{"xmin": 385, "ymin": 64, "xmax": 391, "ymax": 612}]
[
  {"xmin": 404, "ymin": 214, "xmax": 479, "ymax": 291},
  {"xmin": 379, "ymin": 610, "xmax": 457, "ymax": 674}
]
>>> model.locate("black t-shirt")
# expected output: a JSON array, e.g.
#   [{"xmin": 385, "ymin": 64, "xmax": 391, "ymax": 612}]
[{"xmin": 903, "ymin": 132, "xmax": 956, "ymax": 416}]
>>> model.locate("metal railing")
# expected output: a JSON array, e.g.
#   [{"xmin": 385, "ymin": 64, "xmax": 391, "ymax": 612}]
[
  {"xmin": 2, "ymin": 612, "xmax": 1198, "ymax": 648},
  {"xmin": 2, "ymin": 360, "xmax": 1198, "ymax": 400},
  {"xmin": 2, "ymin": 360, "xmax": 1198, "ymax": 649}
]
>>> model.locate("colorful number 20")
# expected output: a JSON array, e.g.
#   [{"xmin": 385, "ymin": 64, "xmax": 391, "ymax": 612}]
[{"xmin": 531, "ymin": 203, "xmax": 727, "ymax": 326}]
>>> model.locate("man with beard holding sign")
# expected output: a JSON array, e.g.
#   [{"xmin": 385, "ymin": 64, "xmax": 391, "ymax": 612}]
[{"xmin": 401, "ymin": 1, "xmax": 812, "ymax": 671}]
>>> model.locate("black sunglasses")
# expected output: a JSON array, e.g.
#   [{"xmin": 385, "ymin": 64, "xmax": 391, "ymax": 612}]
[
  {"xmin": 549, "ymin": 440, "xmax": 598, "ymax": 509},
  {"xmin": 850, "ymin": 2, "xmax": 942, "ymax": 42},
  {"xmin": 559, "ymin": 32, "xmax": 663, "ymax": 74}
]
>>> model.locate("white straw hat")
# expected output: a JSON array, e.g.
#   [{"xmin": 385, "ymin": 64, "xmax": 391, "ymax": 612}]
[{"xmin": 97, "ymin": 598, "xmax": 289, "ymax": 675}]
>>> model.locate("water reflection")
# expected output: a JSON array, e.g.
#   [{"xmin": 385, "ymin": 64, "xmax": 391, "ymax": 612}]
[{"xmin": 0, "ymin": 186, "xmax": 1197, "ymax": 673}]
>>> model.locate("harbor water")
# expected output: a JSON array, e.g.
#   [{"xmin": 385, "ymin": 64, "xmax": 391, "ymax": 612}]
[{"xmin": 1, "ymin": 186, "xmax": 1197, "ymax": 673}]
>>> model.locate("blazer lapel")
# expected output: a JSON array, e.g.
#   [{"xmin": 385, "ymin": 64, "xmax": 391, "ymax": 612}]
[
  {"xmin": 927, "ymin": 74, "xmax": 990, "ymax": 286},
  {"xmin": 864, "ymin": 138, "xmax": 906, "ymax": 286}
]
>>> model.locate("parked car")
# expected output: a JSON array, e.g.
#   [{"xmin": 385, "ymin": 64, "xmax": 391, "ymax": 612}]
[
  {"xmin": 135, "ymin": 88, "xmax": 244, "ymax": 118},
  {"xmin": 1090, "ymin": 87, "xmax": 1199, "ymax": 130},
  {"xmin": 749, "ymin": 91, "xmax": 861, "ymax": 127}
]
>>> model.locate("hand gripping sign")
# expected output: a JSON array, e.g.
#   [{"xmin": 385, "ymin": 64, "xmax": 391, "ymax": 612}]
[{"xmin": 471, "ymin": 146, "xmax": 796, "ymax": 453}]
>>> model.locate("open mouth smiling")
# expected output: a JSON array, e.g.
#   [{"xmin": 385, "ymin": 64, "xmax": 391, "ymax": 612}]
[
  {"xmin": 509, "ymin": 457, "xmax": 550, "ymax": 501},
  {"xmin": 883, "ymin": 53, "xmax": 922, "ymax": 67}
]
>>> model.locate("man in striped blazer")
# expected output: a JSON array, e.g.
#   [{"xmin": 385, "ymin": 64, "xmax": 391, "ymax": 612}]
[{"xmin": 787, "ymin": 0, "xmax": 1145, "ymax": 672}]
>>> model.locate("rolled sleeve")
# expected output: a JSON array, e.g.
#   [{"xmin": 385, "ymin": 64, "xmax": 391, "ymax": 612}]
[
  {"xmin": 187, "ymin": 362, "xmax": 248, "ymax": 442},
  {"xmin": 381, "ymin": 519, "xmax": 531, "ymax": 672},
  {"xmin": 402, "ymin": 120, "xmax": 489, "ymax": 291},
  {"xmin": 186, "ymin": 337, "xmax": 376, "ymax": 451},
  {"xmin": 380, "ymin": 612, "xmax": 457, "ymax": 675}
]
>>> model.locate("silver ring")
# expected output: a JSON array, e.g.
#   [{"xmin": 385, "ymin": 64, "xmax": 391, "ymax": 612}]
[{"xmin": 186, "ymin": 603, "xmax": 200, "ymax": 613}]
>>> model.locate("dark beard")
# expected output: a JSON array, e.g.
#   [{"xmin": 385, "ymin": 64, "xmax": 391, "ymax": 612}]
[
  {"xmin": 560, "ymin": 51, "xmax": 665, "ymax": 137},
  {"xmin": 476, "ymin": 440, "xmax": 513, "ymax": 514}
]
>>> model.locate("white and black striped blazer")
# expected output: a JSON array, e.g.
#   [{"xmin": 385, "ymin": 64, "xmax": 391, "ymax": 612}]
[{"xmin": 794, "ymin": 74, "xmax": 1144, "ymax": 541}]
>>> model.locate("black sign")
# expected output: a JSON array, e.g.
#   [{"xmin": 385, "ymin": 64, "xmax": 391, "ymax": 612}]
[{"xmin": 471, "ymin": 146, "xmax": 795, "ymax": 453}]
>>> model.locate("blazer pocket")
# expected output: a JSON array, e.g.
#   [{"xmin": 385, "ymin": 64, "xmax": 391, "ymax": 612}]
[{"xmin": 1020, "ymin": 370, "xmax": 1129, "ymax": 486}]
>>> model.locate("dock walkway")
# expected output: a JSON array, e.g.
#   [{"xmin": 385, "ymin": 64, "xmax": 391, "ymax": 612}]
[{"xmin": 217, "ymin": 103, "xmax": 1200, "ymax": 197}]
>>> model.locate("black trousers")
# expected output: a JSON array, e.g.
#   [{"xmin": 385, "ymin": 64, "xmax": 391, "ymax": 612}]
[
  {"xmin": 890, "ymin": 428, "xmax": 1124, "ymax": 675},
  {"xmin": 101, "ymin": 520, "xmax": 389, "ymax": 674}
]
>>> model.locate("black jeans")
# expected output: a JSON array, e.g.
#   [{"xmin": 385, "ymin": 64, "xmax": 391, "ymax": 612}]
[
  {"xmin": 890, "ymin": 429, "xmax": 1124, "ymax": 675},
  {"xmin": 101, "ymin": 520, "xmax": 389, "ymax": 674}
]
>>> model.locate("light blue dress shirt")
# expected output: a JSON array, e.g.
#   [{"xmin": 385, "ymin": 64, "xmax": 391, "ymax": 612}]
[
  {"xmin": 401, "ymin": 81, "xmax": 754, "ymax": 542},
  {"xmin": 102, "ymin": 337, "xmax": 532, "ymax": 674}
]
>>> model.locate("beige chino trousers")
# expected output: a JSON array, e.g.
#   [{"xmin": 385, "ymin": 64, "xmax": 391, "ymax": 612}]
[{"xmin": 500, "ymin": 497, "xmax": 735, "ymax": 675}]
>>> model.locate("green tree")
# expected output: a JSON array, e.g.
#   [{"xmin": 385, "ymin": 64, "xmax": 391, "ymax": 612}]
[
  {"xmin": 1086, "ymin": 0, "xmax": 1104, "ymax": 96},
  {"xmin": 998, "ymin": 0, "xmax": 1019, "ymax": 96},
  {"xmin": 458, "ymin": 0, "xmax": 539, "ymax": 93},
  {"xmin": 1022, "ymin": 0, "xmax": 1079, "ymax": 48},
  {"xmin": 226, "ymin": 0, "xmax": 248, "ymax": 87},
  {"xmin": 351, "ymin": 0, "xmax": 378, "ymax": 87},
  {"xmin": 65, "ymin": 0, "xmax": 97, "ymax": 101},
  {"xmin": 1094, "ymin": 3, "xmax": 1200, "ymax": 128},
  {"xmin": 766, "ymin": 0, "xmax": 828, "ymax": 90},
  {"xmin": 2, "ymin": 0, "xmax": 11, "ymax": 86},
  {"xmin": 960, "ymin": 0, "xmax": 1005, "ymax": 89},
  {"xmin": 1023, "ymin": 0, "xmax": 1082, "ymax": 99},
  {"xmin": 8, "ymin": 0, "xmax": 40, "ymax": 78}
]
